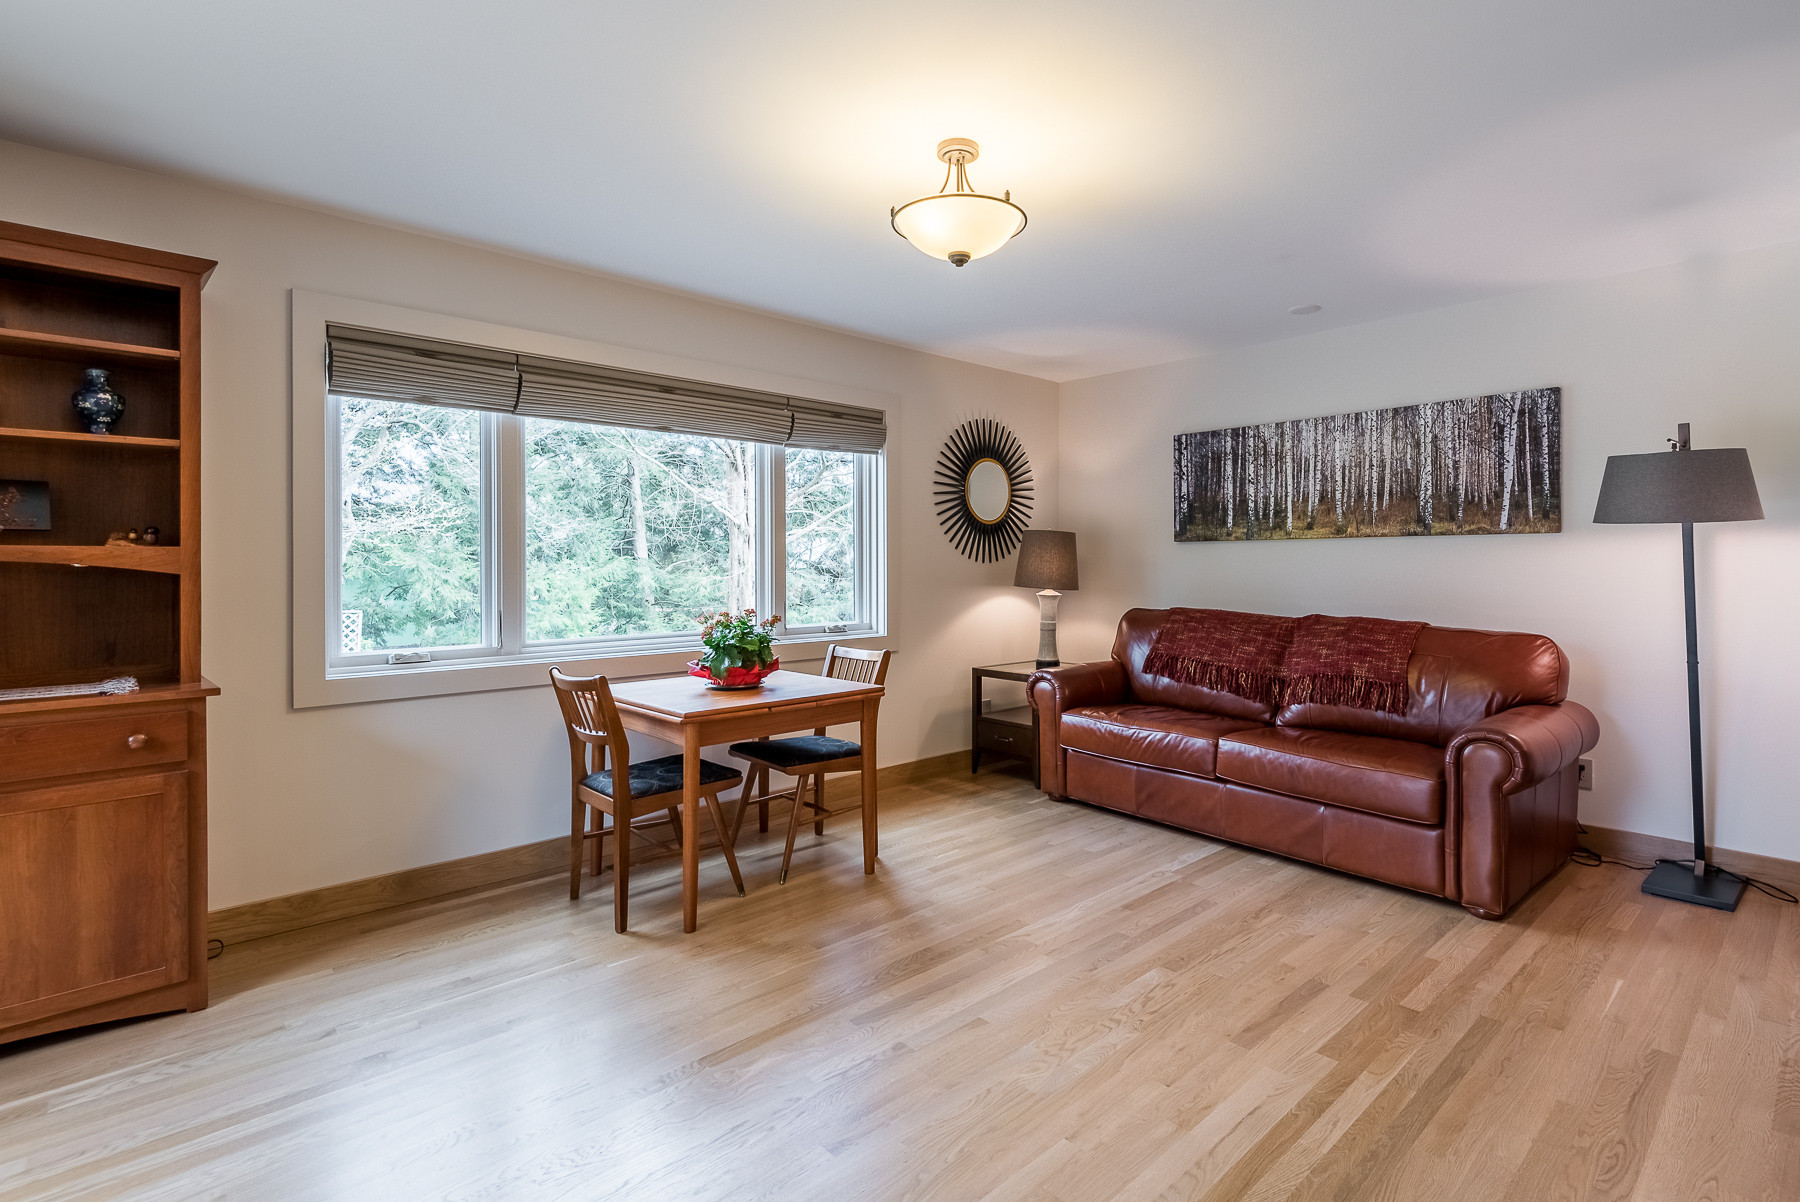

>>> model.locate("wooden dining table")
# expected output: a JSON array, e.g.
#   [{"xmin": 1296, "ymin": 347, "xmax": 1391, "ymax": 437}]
[{"xmin": 606, "ymin": 669, "xmax": 885, "ymax": 932}]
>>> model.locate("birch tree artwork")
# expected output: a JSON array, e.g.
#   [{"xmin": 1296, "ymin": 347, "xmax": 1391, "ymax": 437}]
[{"xmin": 1173, "ymin": 387, "xmax": 1560, "ymax": 541}]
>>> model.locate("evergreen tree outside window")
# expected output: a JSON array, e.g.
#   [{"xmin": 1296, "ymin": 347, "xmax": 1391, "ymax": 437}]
[
  {"xmin": 784, "ymin": 448, "xmax": 857, "ymax": 628},
  {"xmin": 525, "ymin": 420, "xmax": 754, "ymax": 642},
  {"xmin": 339, "ymin": 397, "xmax": 484, "ymax": 652},
  {"xmin": 327, "ymin": 395, "xmax": 880, "ymax": 671}
]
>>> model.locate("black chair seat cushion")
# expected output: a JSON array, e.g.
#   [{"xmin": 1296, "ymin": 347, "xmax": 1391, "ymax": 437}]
[
  {"xmin": 730, "ymin": 736, "xmax": 862, "ymax": 770},
  {"xmin": 583, "ymin": 754, "xmax": 742, "ymax": 800}
]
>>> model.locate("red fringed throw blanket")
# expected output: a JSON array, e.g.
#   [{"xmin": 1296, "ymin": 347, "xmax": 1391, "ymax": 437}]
[
  {"xmin": 1282, "ymin": 613, "xmax": 1424, "ymax": 715},
  {"xmin": 1142, "ymin": 609, "xmax": 1424, "ymax": 715},
  {"xmin": 1141, "ymin": 609, "xmax": 1295, "ymax": 707}
]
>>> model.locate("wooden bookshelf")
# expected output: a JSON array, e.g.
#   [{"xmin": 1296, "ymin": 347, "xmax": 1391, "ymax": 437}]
[{"xmin": 0, "ymin": 221, "xmax": 218, "ymax": 1046}]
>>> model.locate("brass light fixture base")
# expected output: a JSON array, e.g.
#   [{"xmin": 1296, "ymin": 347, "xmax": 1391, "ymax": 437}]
[{"xmin": 936, "ymin": 138, "xmax": 979, "ymax": 165}]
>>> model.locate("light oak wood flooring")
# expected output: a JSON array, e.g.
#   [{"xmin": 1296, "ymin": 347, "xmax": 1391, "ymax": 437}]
[{"xmin": 2, "ymin": 767, "xmax": 1796, "ymax": 1201}]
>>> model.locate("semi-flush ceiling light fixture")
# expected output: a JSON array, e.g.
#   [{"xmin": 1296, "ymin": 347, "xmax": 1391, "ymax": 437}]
[{"xmin": 891, "ymin": 138, "xmax": 1027, "ymax": 267}]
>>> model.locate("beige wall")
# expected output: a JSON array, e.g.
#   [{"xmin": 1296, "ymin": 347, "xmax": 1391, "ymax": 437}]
[
  {"xmin": 1058, "ymin": 243, "xmax": 1800, "ymax": 862},
  {"xmin": 0, "ymin": 138, "xmax": 1060, "ymax": 908},
  {"xmin": 12, "ymin": 130, "xmax": 1794, "ymax": 904}
]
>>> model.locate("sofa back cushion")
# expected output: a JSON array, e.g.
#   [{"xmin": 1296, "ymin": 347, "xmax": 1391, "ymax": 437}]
[
  {"xmin": 1113, "ymin": 608, "xmax": 1278, "ymax": 723},
  {"xmin": 1277, "ymin": 625, "xmax": 1566, "ymax": 744},
  {"xmin": 1114, "ymin": 609, "xmax": 1568, "ymax": 744}
]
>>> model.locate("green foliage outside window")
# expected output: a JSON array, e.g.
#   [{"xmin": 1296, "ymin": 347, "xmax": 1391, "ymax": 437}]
[
  {"xmin": 526, "ymin": 420, "xmax": 751, "ymax": 641},
  {"xmin": 339, "ymin": 397, "xmax": 483, "ymax": 651},
  {"xmin": 784, "ymin": 447, "xmax": 856, "ymax": 626},
  {"xmin": 338, "ymin": 398, "xmax": 865, "ymax": 654}
]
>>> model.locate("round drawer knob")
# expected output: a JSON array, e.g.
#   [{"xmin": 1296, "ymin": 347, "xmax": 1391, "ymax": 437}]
[{"xmin": 126, "ymin": 734, "xmax": 149, "ymax": 750}]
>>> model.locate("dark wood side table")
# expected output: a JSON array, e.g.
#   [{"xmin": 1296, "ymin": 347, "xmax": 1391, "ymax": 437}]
[{"xmin": 972, "ymin": 661, "xmax": 1041, "ymax": 785}]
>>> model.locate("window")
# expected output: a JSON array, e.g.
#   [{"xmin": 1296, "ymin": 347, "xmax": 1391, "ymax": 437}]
[
  {"xmin": 523, "ymin": 421, "xmax": 757, "ymax": 642},
  {"xmin": 338, "ymin": 398, "xmax": 488, "ymax": 656},
  {"xmin": 783, "ymin": 448, "xmax": 862, "ymax": 630},
  {"xmin": 321, "ymin": 350, "xmax": 883, "ymax": 675}
]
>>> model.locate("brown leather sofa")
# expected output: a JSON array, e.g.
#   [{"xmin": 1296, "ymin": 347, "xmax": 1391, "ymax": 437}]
[{"xmin": 1029, "ymin": 608, "xmax": 1600, "ymax": 919}]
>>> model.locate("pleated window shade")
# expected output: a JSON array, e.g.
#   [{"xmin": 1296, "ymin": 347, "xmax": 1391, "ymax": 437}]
[{"xmin": 326, "ymin": 325, "xmax": 885, "ymax": 453}]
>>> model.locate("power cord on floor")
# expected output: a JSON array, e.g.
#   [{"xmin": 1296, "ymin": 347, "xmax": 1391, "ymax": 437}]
[{"xmin": 1569, "ymin": 828, "xmax": 1798, "ymax": 904}]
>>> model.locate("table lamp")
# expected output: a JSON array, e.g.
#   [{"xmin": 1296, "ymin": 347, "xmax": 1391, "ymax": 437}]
[
  {"xmin": 1014, "ymin": 530, "xmax": 1078, "ymax": 667},
  {"xmin": 1593, "ymin": 422, "xmax": 1763, "ymax": 910}
]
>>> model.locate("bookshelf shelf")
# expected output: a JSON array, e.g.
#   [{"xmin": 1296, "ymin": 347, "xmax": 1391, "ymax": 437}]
[
  {"xmin": 0, "ymin": 326, "xmax": 180, "ymax": 363},
  {"xmin": 0, "ymin": 425, "xmax": 180, "ymax": 449}
]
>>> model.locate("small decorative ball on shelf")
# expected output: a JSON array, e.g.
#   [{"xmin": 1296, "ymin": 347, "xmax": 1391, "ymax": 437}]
[
  {"xmin": 141, "ymin": 526, "xmax": 159, "ymax": 545},
  {"xmin": 688, "ymin": 608, "xmax": 781, "ymax": 689},
  {"xmin": 71, "ymin": 367, "xmax": 126, "ymax": 435}
]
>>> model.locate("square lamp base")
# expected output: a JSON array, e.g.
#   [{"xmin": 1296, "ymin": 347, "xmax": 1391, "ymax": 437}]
[{"xmin": 1641, "ymin": 860, "xmax": 1747, "ymax": 911}]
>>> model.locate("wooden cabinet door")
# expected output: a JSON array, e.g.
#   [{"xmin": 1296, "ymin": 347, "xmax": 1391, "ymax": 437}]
[{"xmin": 0, "ymin": 772, "xmax": 189, "ymax": 1029}]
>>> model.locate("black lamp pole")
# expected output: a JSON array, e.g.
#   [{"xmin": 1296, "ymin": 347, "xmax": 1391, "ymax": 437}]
[
  {"xmin": 1680, "ymin": 515, "xmax": 1705, "ymax": 877},
  {"xmin": 1594, "ymin": 422, "xmax": 1763, "ymax": 911}
]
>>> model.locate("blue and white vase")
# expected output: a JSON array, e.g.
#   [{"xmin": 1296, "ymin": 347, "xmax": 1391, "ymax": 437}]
[{"xmin": 71, "ymin": 367, "xmax": 126, "ymax": 434}]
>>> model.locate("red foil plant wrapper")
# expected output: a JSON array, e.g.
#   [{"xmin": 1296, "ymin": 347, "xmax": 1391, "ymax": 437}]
[{"xmin": 688, "ymin": 608, "xmax": 781, "ymax": 687}]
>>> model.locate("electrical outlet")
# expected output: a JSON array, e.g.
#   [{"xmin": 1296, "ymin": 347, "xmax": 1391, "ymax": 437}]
[{"xmin": 1576, "ymin": 758, "xmax": 1593, "ymax": 791}]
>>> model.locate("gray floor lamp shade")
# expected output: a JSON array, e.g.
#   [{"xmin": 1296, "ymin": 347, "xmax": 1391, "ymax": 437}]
[
  {"xmin": 1593, "ymin": 423, "xmax": 1762, "ymax": 910},
  {"xmin": 1014, "ymin": 530, "xmax": 1078, "ymax": 667}
]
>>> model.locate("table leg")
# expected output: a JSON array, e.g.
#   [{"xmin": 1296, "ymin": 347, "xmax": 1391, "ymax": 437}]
[
  {"xmin": 971, "ymin": 671, "xmax": 982, "ymax": 774},
  {"xmin": 682, "ymin": 725, "xmax": 701, "ymax": 932},
  {"xmin": 861, "ymin": 696, "xmax": 879, "ymax": 874}
]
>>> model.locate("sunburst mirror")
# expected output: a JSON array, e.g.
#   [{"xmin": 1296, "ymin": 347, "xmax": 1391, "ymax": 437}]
[{"xmin": 934, "ymin": 418, "xmax": 1034, "ymax": 562}]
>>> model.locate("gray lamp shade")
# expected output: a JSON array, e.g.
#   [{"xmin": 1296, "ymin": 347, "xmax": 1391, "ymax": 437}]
[
  {"xmin": 1593, "ymin": 448, "xmax": 1763, "ymax": 524},
  {"xmin": 1013, "ymin": 529, "xmax": 1079, "ymax": 590}
]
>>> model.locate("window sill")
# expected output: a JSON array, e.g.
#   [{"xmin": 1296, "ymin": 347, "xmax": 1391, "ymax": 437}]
[{"xmin": 295, "ymin": 630, "xmax": 890, "ymax": 709}]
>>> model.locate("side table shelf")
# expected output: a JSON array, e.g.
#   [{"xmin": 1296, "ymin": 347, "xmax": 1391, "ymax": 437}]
[{"xmin": 972, "ymin": 661, "xmax": 1041, "ymax": 786}]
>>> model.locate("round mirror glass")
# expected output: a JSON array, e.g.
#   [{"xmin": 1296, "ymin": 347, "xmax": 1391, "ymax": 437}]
[{"xmin": 965, "ymin": 458, "xmax": 1011, "ymax": 524}]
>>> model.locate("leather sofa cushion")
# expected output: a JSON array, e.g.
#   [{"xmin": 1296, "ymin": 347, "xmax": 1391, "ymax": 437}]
[
  {"xmin": 1061, "ymin": 704, "xmax": 1266, "ymax": 778},
  {"xmin": 1113, "ymin": 610, "xmax": 1569, "ymax": 744},
  {"xmin": 1215, "ymin": 727, "xmax": 1444, "ymax": 824},
  {"xmin": 1112, "ymin": 608, "xmax": 1277, "ymax": 723},
  {"xmin": 1274, "ymin": 625, "xmax": 1568, "ymax": 744}
]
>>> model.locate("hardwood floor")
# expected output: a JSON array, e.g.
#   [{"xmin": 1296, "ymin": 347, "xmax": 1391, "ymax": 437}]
[{"xmin": 2, "ymin": 766, "xmax": 1795, "ymax": 1201}]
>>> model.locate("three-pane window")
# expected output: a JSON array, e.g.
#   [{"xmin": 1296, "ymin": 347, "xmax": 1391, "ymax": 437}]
[{"xmin": 331, "ymin": 398, "xmax": 878, "ymax": 668}]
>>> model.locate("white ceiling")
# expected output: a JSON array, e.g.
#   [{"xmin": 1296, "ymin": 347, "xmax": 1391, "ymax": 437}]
[{"xmin": 3, "ymin": 1, "xmax": 1798, "ymax": 381}]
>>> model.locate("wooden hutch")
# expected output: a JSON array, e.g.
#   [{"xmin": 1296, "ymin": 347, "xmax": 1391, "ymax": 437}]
[{"xmin": 0, "ymin": 222, "xmax": 217, "ymax": 1044}]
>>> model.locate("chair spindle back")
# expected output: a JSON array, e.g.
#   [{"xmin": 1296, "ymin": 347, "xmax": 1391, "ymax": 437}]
[
  {"xmin": 821, "ymin": 645, "xmax": 891, "ymax": 686},
  {"xmin": 813, "ymin": 646, "xmax": 890, "ymax": 736},
  {"xmin": 550, "ymin": 668, "xmax": 629, "ymax": 789}
]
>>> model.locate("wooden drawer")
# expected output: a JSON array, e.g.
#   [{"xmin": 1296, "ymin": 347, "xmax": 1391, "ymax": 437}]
[
  {"xmin": 0, "ymin": 711, "xmax": 189, "ymax": 785},
  {"xmin": 976, "ymin": 719, "xmax": 1034, "ymax": 757}
]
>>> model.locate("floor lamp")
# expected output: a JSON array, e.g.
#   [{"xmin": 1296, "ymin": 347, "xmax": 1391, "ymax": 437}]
[{"xmin": 1593, "ymin": 422, "xmax": 1763, "ymax": 910}]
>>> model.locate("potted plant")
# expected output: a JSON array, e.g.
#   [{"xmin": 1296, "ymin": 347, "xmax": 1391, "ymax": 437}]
[{"xmin": 688, "ymin": 609, "xmax": 781, "ymax": 689}]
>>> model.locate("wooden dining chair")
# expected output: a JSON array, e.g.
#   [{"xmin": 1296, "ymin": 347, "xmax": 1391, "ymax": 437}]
[
  {"xmin": 727, "ymin": 646, "xmax": 890, "ymax": 884},
  {"xmin": 550, "ymin": 667, "xmax": 746, "ymax": 931}
]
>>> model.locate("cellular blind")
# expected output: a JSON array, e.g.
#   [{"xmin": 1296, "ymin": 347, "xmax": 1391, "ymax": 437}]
[
  {"xmin": 326, "ymin": 325, "xmax": 886, "ymax": 452},
  {"xmin": 324, "ymin": 327, "xmax": 520, "ymax": 412}
]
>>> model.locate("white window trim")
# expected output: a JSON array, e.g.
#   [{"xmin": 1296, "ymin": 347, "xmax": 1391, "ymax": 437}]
[{"xmin": 291, "ymin": 289, "xmax": 892, "ymax": 709}]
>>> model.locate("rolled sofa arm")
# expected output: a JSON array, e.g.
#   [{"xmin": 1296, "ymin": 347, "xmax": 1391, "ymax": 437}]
[
  {"xmin": 1029, "ymin": 660, "xmax": 1129, "ymax": 798},
  {"xmin": 1447, "ymin": 701, "xmax": 1600, "ymax": 919}
]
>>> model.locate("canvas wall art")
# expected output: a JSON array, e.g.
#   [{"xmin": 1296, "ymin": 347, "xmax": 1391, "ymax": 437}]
[{"xmin": 1173, "ymin": 387, "xmax": 1560, "ymax": 541}]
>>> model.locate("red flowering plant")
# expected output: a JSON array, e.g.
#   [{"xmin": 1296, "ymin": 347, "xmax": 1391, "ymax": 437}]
[{"xmin": 691, "ymin": 608, "xmax": 781, "ymax": 684}]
